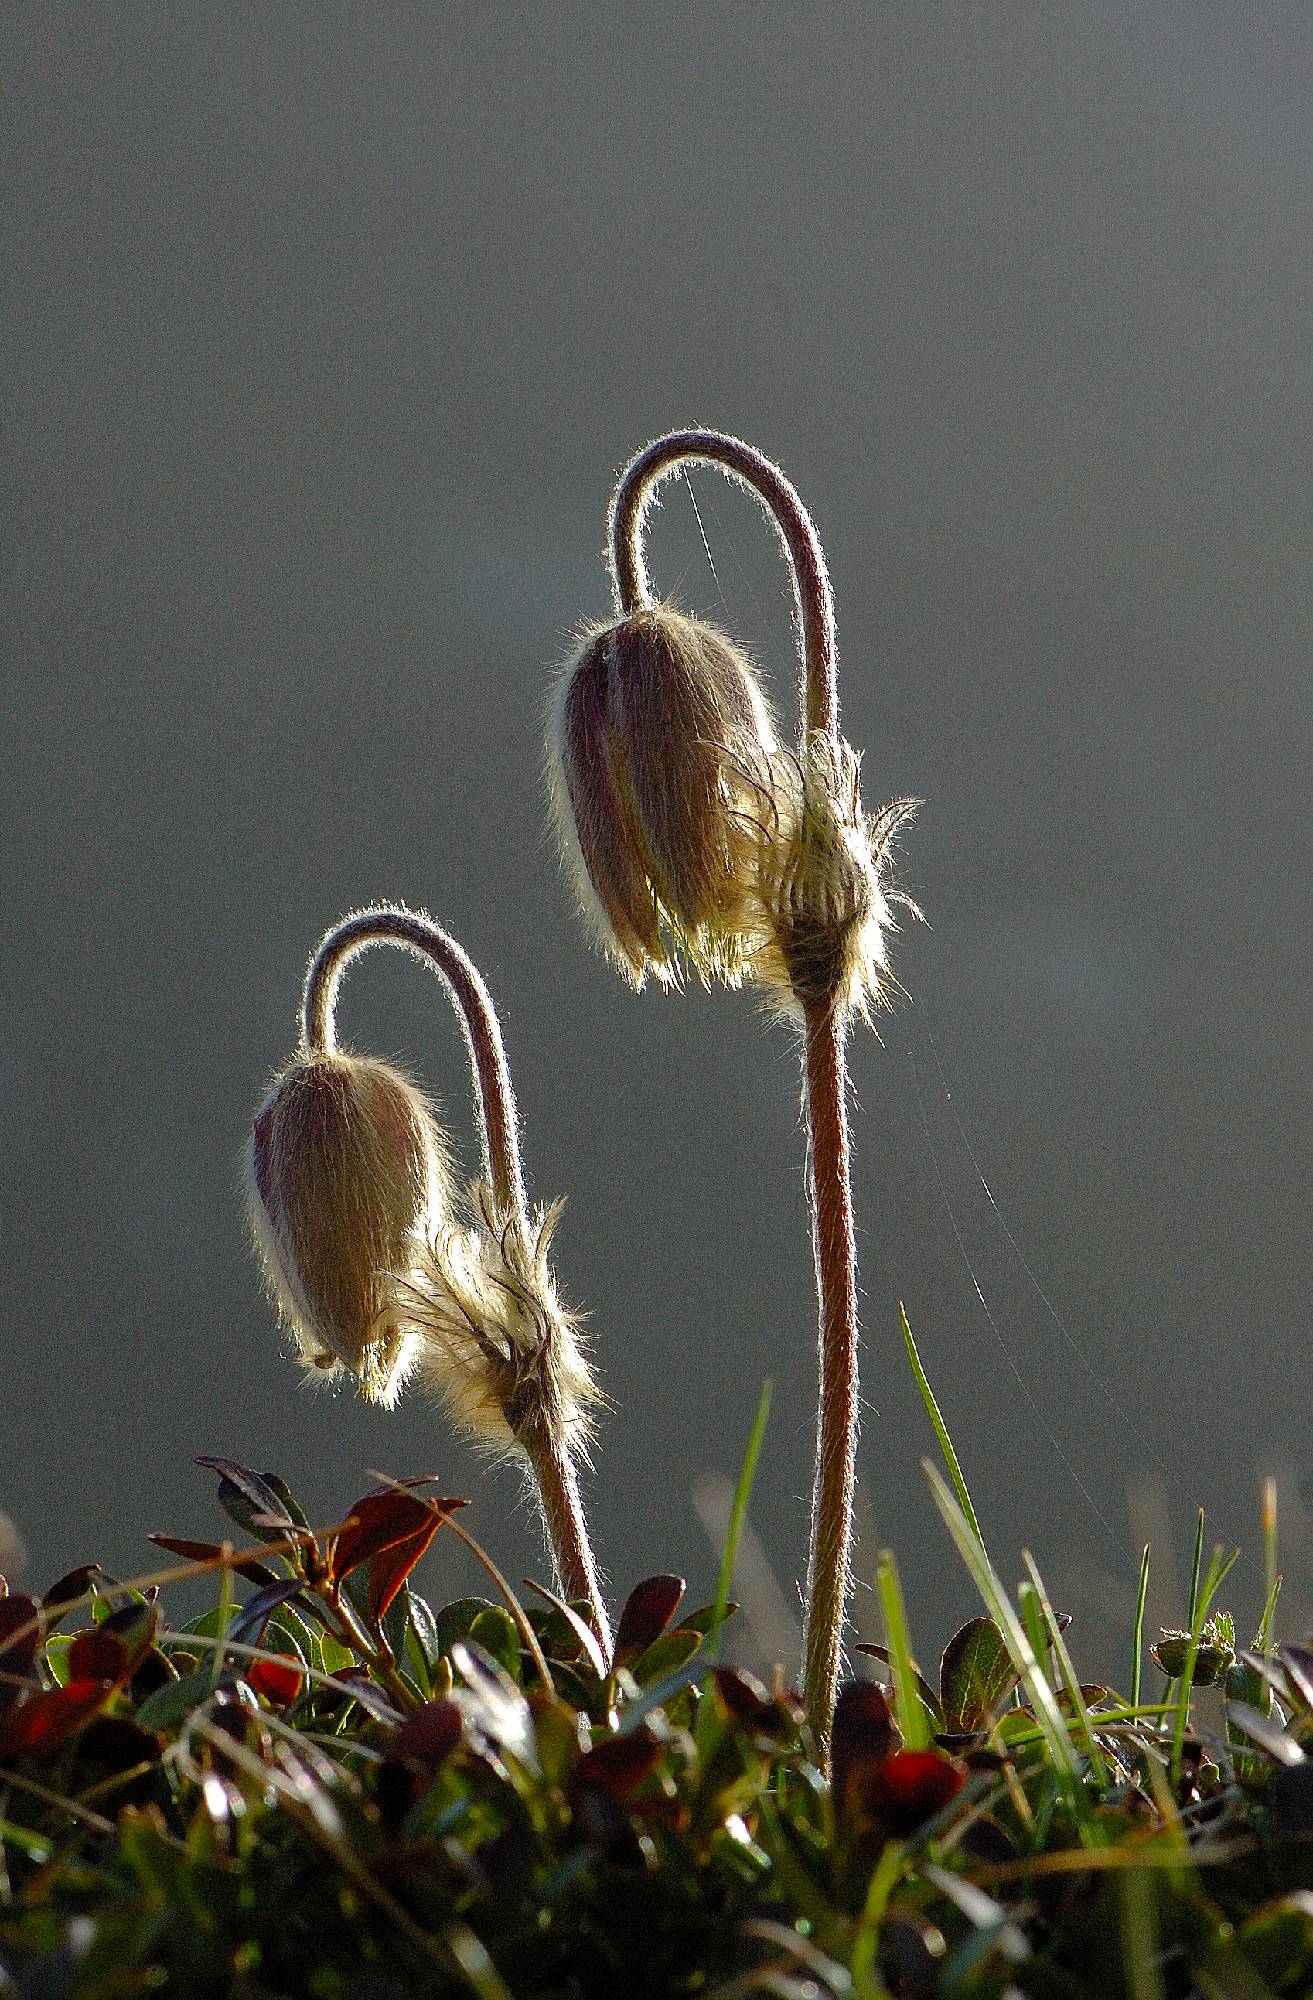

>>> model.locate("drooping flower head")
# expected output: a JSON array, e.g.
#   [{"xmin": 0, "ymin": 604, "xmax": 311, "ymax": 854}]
[
  {"xmin": 246, "ymin": 1049, "xmax": 448, "ymax": 1406},
  {"xmin": 244, "ymin": 905, "xmax": 610, "ymax": 1646},
  {"xmin": 549, "ymin": 605, "xmax": 778, "ymax": 987}
]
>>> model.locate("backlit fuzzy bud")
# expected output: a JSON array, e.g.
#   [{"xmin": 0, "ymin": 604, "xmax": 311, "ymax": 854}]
[
  {"xmin": 548, "ymin": 606, "xmax": 779, "ymax": 987},
  {"xmin": 409, "ymin": 1184, "xmax": 598, "ymax": 1457},
  {"xmin": 756, "ymin": 735, "xmax": 920, "ymax": 1022},
  {"xmin": 246, "ymin": 1052, "xmax": 450, "ymax": 1407}
]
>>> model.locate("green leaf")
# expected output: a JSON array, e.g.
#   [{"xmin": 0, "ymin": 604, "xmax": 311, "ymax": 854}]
[
  {"xmin": 434, "ymin": 1597, "xmax": 496, "ymax": 1659},
  {"xmin": 135, "ymin": 1672, "xmax": 215, "ymax": 1733},
  {"xmin": 939, "ymin": 1617, "xmax": 1018, "ymax": 1732},
  {"xmin": 630, "ymin": 1627, "xmax": 703, "ymax": 1687},
  {"xmin": 468, "ymin": 1607, "xmax": 523, "ymax": 1682}
]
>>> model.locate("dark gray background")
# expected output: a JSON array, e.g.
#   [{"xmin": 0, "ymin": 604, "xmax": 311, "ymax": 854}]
[{"xmin": 5, "ymin": 3, "xmax": 1311, "ymax": 1680}]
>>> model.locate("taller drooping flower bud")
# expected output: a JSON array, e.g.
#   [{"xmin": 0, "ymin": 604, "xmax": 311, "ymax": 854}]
[
  {"xmin": 548, "ymin": 606, "xmax": 779, "ymax": 987},
  {"xmin": 246, "ymin": 1050, "xmax": 449, "ymax": 1407}
]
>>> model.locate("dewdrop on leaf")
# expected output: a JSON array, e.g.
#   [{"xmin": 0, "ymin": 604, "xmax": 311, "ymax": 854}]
[
  {"xmin": 548, "ymin": 606, "xmax": 780, "ymax": 988},
  {"xmin": 246, "ymin": 1050, "xmax": 450, "ymax": 1407}
]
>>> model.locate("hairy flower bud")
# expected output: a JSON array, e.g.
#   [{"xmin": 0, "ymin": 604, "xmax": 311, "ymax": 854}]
[
  {"xmin": 245, "ymin": 1052, "xmax": 450, "ymax": 1406},
  {"xmin": 409, "ymin": 1185, "xmax": 598, "ymax": 1457},
  {"xmin": 548, "ymin": 606, "xmax": 779, "ymax": 987},
  {"xmin": 755, "ymin": 734, "xmax": 919, "ymax": 1021}
]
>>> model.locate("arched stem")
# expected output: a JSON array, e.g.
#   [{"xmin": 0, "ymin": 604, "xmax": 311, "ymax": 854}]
[
  {"xmin": 609, "ymin": 428, "xmax": 840, "ymax": 744},
  {"xmin": 302, "ymin": 905, "xmax": 528, "ymax": 1223},
  {"xmin": 609, "ymin": 431, "xmax": 866, "ymax": 1765},
  {"xmin": 301, "ymin": 904, "xmax": 612, "ymax": 1651}
]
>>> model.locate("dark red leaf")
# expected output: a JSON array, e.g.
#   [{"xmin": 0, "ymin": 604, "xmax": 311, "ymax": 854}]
[
  {"xmin": 67, "ymin": 1630, "xmax": 131, "ymax": 1684},
  {"xmin": 574, "ymin": 1730, "xmax": 663, "ymax": 1800},
  {"xmin": 391, "ymin": 1698, "xmax": 464, "ymax": 1772},
  {"xmin": 868, "ymin": 1748, "xmax": 967, "ymax": 1838},
  {"xmin": 147, "ymin": 1535, "xmax": 282, "ymax": 1589},
  {"xmin": 368, "ymin": 1526, "xmax": 444, "ymax": 1624},
  {"xmin": 612, "ymin": 1575, "xmax": 685, "ymax": 1668},
  {"xmin": 0, "ymin": 1677, "xmax": 115, "ymax": 1761},
  {"xmin": 0, "ymin": 1596, "xmax": 42, "ymax": 1709},
  {"xmin": 39, "ymin": 1567, "xmax": 103, "ymax": 1628},
  {"xmin": 377, "ymin": 1698, "xmax": 464, "ymax": 1830},
  {"xmin": 195, "ymin": 1458, "xmax": 294, "ymax": 1524},
  {"xmin": 331, "ymin": 1488, "xmax": 464, "ymax": 1585},
  {"xmin": 246, "ymin": 1655, "xmax": 305, "ymax": 1706},
  {"xmin": 832, "ymin": 1680, "xmax": 897, "ymax": 1827}
]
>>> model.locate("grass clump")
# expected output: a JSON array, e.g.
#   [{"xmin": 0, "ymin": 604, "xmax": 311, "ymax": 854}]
[{"xmin": 2, "ymin": 1422, "xmax": 1312, "ymax": 1999}]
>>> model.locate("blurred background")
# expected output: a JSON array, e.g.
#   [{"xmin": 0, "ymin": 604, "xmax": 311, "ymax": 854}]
[{"xmin": 5, "ymin": 3, "xmax": 1311, "ymax": 1681}]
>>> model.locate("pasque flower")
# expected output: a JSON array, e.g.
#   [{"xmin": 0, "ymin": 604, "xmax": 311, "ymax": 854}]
[
  {"xmin": 247, "ymin": 1050, "xmax": 447, "ymax": 1408},
  {"xmin": 550, "ymin": 605, "xmax": 778, "ymax": 987},
  {"xmin": 550, "ymin": 428, "xmax": 917, "ymax": 1762},
  {"xmin": 246, "ymin": 904, "xmax": 609, "ymax": 1649}
]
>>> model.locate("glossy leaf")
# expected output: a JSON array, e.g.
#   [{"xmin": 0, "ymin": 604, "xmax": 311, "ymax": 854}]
[
  {"xmin": 939, "ymin": 1617, "xmax": 1019, "ymax": 1733},
  {"xmin": 612, "ymin": 1575, "xmax": 685, "ymax": 1668}
]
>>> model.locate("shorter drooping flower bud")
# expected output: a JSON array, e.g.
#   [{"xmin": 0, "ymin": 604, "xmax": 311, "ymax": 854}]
[
  {"xmin": 409, "ymin": 1184, "xmax": 599, "ymax": 1458},
  {"xmin": 755, "ymin": 733, "xmax": 920, "ymax": 1022},
  {"xmin": 246, "ymin": 1051, "xmax": 450, "ymax": 1407},
  {"xmin": 548, "ymin": 606, "xmax": 779, "ymax": 988}
]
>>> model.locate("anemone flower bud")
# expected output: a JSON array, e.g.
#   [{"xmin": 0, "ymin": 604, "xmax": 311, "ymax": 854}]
[
  {"xmin": 410, "ymin": 1184, "xmax": 599, "ymax": 1458},
  {"xmin": 548, "ymin": 606, "xmax": 779, "ymax": 987},
  {"xmin": 756, "ymin": 735, "xmax": 920, "ymax": 1022},
  {"xmin": 246, "ymin": 1051, "xmax": 450, "ymax": 1407}
]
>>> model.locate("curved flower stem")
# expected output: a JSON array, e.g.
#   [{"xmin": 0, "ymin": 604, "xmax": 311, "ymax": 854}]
[
  {"xmin": 303, "ymin": 904, "xmax": 528, "ymax": 1221},
  {"xmin": 610, "ymin": 427, "xmax": 840, "ymax": 742},
  {"xmin": 301, "ymin": 905, "xmax": 611, "ymax": 1649},
  {"xmin": 609, "ymin": 429, "xmax": 866, "ymax": 1765}
]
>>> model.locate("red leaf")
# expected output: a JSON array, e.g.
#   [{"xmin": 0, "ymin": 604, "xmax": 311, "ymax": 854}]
[
  {"xmin": 868, "ymin": 1749, "xmax": 967, "ymax": 1837},
  {"xmin": 368, "ymin": 1524, "xmax": 443, "ymax": 1624},
  {"xmin": 612, "ymin": 1575, "xmax": 685, "ymax": 1668},
  {"xmin": 0, "ymin": 1678, "xmax": 115, "ymax": 1761},
  {"xmin": 331, "ymin": 1487, "xmax": 464, "ymax": 1584},
  {"xmin": 0, "ymin": 1596, "xmax": 41, "ymax": 1713},
  {"xmin": 246, "ymin": 1655, "xmax": 305, "ymax": 1706},
  {"xmin": 67, "ymin": 1631, "xmax": 131, "ymax": 1684},
  {"xmin": 832, "ymin": 1680, "xmax": 898, "ymax": 1826},
  {"xmin": 147, "ymin": 1535, "xmax": 281, "ymax": 1589}
]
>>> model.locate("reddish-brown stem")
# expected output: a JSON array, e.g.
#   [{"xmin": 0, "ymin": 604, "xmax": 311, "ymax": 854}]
[
  {"xmin": 302, "ymin": 904, "xmax": 528, "ymax": 1220},
  {"xmin": 302, "ymin": 906, "xmax": 611, "ymax": 1651},
  {"xmin": 800, "ymin": 1001, "xmax": 859, "ymax": 1766},
  {"xmin": 609, "ymin": 428, "xmax": 840, "ymax": 743},
  {"xmin": 522, "ymin": 1421, "xmax": 614, "ymax": 1657}
]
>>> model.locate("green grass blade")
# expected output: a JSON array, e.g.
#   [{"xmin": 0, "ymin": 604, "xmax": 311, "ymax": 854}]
[
  {"xmin": 875, "ymin": 1547, "xmax": 932, "ymax": 1751},
  {"xmin": 899, "ymin": 1301, "xmax": 985, "ymax": 1552},
  {"xmin": 1186, "ymin": 1509, "xmax": 1205, "ymax": 1629},
  {"xmin": 1022, "ymin": 1551, "xmax": 1111, "ymax": 1790},
  {"xmin": 1118, "ymin": 1866, "xmax": 1167, "ymax": 2000},
  {"xmin": 1260, "ymin": 1477, "xmax": 1278, "ymax": 1653},
  {"xmin": 923, "ymin": 1462, "xmax": 1085, "ymax": 1809},
  {"xmin": 1170, "ymin": 1543, "xmax": 1241, "ymax": 1786},
  {"xmin": 1132, "ymin": 1543, "xmax": 1151, "ymax": 1711},
  {"xmin": 1256, "ymin": 1574, "xmax": 1282, "ymax": 1657},
  {"xmin": 210, "ymin": 1544, "xmax": 235, "ymax": 1694},
  {"xmin": 706, "ymin": 1377, "xmax": 772, "ymax": 1665}
]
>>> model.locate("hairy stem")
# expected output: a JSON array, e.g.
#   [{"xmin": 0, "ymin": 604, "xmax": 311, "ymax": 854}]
[
  {"xmin": 800, "ymin": 1000, "xmax": 859, "ymax": 1769},
  {"xmin": 302, "ymin": 905, "xmax": 610, "ymax": 1647},
  {"xmin": 521, "ymin": 1419, "xmax": 614, "ymax": 1657},
  {"xmin": 609, "ymin": 428, "xmax": 839, "ymax": 742},
  {"xmin": 302, "ymin": 904, "xmax": 527, "ymax": 1220}
]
